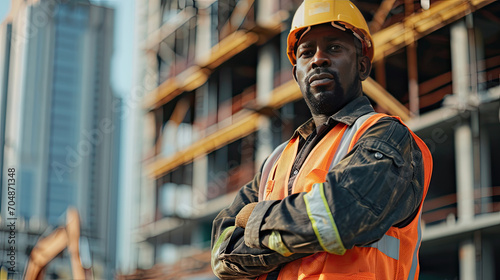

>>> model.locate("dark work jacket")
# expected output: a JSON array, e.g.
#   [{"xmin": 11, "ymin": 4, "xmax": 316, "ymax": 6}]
[{"xmin": 211, "ymin": 96, "xmax": 425, "ymax": 280}]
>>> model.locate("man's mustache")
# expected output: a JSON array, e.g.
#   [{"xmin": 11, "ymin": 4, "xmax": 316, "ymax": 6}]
[{"xmin": 305, "ymin": 68, "xmax": 339, "ymax": 85}]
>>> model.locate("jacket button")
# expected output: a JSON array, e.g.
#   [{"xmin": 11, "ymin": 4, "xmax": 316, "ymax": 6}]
[
  {"xmin": 374, "ymin": 152, "xmax": 383, "ymax": 159},
  {"xmin": 293, "ymin": 170, "xmax": 299, "ymax": 175}
]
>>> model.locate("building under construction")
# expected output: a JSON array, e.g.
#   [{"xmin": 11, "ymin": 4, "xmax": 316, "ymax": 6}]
[{"xmin": 125, "ymin": 0, "xmax": 500, "ymax": 279}]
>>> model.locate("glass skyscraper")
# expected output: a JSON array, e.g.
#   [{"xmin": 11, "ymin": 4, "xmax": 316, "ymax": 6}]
[{"xmin": 0, "ymin": 0, "xmax": 119, "ymax": 278}]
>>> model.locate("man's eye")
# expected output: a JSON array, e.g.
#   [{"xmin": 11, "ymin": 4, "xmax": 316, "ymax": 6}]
[
  {"xmin": 300, "ymin": 50, "xmax": 313, "ymax": 57},
  {"xmin": 330, "ymin": 45, "xmax": 341, "ymax": 51}
]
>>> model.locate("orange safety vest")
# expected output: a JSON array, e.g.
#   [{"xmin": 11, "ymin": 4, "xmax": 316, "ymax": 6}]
[{"xmin": 257, "ymin": 113, "xmax": 433, "ymax": 280}]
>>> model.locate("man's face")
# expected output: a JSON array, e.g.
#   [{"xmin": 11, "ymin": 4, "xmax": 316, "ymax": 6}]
[{"xmin": 293, "ymin": 24, "xmax": 369, "ymax": 117}]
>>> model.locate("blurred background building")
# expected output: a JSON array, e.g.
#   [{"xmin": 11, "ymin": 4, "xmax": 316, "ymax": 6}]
[
  {"xmin": 124, "ymin": 0, "xmax": 500, "ymax": 279},
  {"xmin": 0, "ymin": 0, "xmax": 120, "ymax": 278}
]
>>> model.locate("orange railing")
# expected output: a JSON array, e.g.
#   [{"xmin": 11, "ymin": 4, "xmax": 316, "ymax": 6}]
[{"xmin": 422, "ymin": 186, "xmax": 500, "ymax": 225}]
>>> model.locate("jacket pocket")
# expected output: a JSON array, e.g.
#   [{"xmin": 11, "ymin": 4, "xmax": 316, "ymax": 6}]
[
  {"xmin": 362, "ymin": 139, "xmax": 404, "ymax": 168},
  {"xmin": 340, "ymin": 139, "xmax": 408, "ymax": 216}
]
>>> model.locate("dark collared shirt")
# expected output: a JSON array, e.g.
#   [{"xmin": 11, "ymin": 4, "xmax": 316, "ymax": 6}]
[
  {"xmin": 211, "ymin": 96, "xmax": 425, "ymax": 280},
  {"xmin": 287, "ymin": 96, "xmax": 375, "ymax": 194}
]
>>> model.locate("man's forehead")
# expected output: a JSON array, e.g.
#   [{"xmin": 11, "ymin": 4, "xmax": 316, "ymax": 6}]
[{"xmin": 298, "ymin": 24, "xmax": 353, "ymax": 46}]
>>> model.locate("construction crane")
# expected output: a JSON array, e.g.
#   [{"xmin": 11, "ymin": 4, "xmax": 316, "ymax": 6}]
[{"xmin": 24, "ymin": 208, "xmax": 93, "ymax": 280}]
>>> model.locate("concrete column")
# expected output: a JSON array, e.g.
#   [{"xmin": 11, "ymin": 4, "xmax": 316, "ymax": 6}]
[
  {"xmin": 450, "ymin": 20, "xmax": 470, "ymax": 110},
  {"xmin": 147, "ymin": 0, "xmax": 161, "ymax": 37},
  {"xmin": 407, "ymin": 42, "xmax": 419, "ymax": 116},
  {"xmin": 256, "ymin": 118, "xmax": 273, "ymax": 170},
  {"xmin": 256, "ymin": 0, "xmax": 275, "ymax": 27},
  {"xmin": 459, "ymin": 239, "xmax": 476, "ymax": 280},
  {"xmin": 192, "ymin": 155, "xmax": 208, "ymax": 210},
  {"xmin": 255, "ymin": 44, "xmax": 275, "ymax": 169},
  {"xmin": 451, "ymin": 19, "xmax": 475, "ymax": 223},
  {"xmin": 256, "ymin": 44, "xmax": 275, "ymax": 105},
  {"xmin": 195, "ymin": 7, "xmax": 211, "ymax": 62},
  {"xmin": 464, "ymin": 14, "xmax": 486, "ymax": 96},
  {"xmin": 137, "ymin": 242, "xmax": 155, "ymax": 269},
  {"xmin": 452, "ymin": 19, "xmax": 480, "ymax": 280},
  {"xmin": 454, "ymin": 125, "xmax": 475, "ymax": 222}
]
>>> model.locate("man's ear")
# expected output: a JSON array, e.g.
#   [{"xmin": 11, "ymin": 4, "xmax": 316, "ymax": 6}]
[
  {"xmin": 358, "ymin": 55, "xmax": 372, "ymax": 81},
  {"xmin": 292, "ymin": 65, "xmax": 298, "ymax": 82}
]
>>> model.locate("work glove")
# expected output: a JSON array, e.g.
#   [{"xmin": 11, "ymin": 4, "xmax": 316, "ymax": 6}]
[{"xmin": 235, "ymin": 202, "xmax": 258, "ymax": 228}]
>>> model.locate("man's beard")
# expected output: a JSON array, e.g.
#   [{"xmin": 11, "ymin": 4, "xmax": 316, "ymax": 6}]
[{"xmin": 303, "ymin": 68, "xmax": 360, "ymax": 116}]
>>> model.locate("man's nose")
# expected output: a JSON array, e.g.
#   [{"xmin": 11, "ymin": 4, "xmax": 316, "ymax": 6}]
[{"xmin": 311, "ymin": 49, "xmax": 330, "ymax": 68}]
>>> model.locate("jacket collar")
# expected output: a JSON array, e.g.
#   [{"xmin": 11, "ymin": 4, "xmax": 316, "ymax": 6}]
[{"xmin": 294, "ymin": 96, "xmax": 375, "ymax": 139}]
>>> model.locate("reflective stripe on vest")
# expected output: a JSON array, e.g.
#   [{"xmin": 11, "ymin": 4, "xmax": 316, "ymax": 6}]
[
  {"xmin": 362, "ymin": 234, "xmax": 400, "ymax": 260},
  {"xmin": 408, "ymin": 212, "xmax": 423, "ymax": 280},
  {"xmin": 329, "ymin": 112, "xmax": 376, "ymax": 169}
]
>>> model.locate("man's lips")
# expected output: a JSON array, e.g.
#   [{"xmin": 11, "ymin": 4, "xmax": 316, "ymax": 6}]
[{"xmin": 309, "ymin": 73, "xmax": 334, "ymax": 87}]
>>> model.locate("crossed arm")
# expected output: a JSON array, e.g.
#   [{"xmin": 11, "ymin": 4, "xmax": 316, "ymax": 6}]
[
  {"xmin": 211, "ymin": 119, "xmax": 425, "ymax": 279},
  {"xmin": 211, "ymin": 172, "xmax": 310, "ymax": 279}
]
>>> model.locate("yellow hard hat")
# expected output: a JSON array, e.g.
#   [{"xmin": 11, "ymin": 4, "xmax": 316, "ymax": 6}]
[{"xmin": 287, "ymin": 0, "xmax": 374, "ymax": 64}]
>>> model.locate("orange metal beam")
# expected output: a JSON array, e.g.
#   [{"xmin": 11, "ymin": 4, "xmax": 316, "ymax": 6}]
[
  {"xmin": 146, "ymin": 79, "xmax": 302, "ymax": 179},
  {"xmin": 267, "ymin": 80, "xmax": 301, "ymax": 109},
  {"xmin": 143, "ymin": 66, "xmax": 210, "ymax": 110},
  {"xmin": 363, "ymin": 77, "xmax": 411, "ymax": 121},
  {"xmin": 369, "ymin": 0, "xmax": 397, "ymax": 33},
  {"xmin": 143, "ymin": 31, "xmax": 259, "ymax": 110},
  {"xmin": 418, "ymin": 84, "xmax": 452, "ymax": 108},
  {"xmin": 374, "ymin": 58, "xmax": 387, "ymax": 89},
  {"xmin": 372, "ymin": 0, "xmax": 495, "ymax": 62},
  {"xmin": 198, "ymin": 31, "xmax": 259, "ymax": 70},
  {"xmin": 419, "ymin": 71, "xmax": 452, "ymax": 95},
  {"xmin": 147, "ymin": 113, "xmax": 261, "ymax": 178}
]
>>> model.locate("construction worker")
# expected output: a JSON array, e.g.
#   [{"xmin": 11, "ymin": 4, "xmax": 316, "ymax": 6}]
[{"xmin": 211, "ymin": 0, "xmax": 433, "ymax": 279}]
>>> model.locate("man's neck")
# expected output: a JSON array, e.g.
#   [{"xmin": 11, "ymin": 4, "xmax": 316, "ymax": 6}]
[
  {"xmin": 313, "ymin": 115, "xmax": 330, "ymax": 132},
  {"xmin": 310, "ymin": 93, "xmax": 364, "ymax": 131}
]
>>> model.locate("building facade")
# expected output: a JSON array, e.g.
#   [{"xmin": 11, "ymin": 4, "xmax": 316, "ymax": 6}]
[
  {"xmin": 0, "ymin": 0, "xmax": 119, "ymax": 278},
  {"xmin": 130, "ymin": 0, "xmax": 500, "ymax": 279}
]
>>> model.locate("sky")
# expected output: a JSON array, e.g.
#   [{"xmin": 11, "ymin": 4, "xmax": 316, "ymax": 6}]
[
  {"xmin": 0, "ymin": 1, "xmax": 10, "ymax": 22},
  {"xmin": 90, "ymin": 0, "xmax": 135, "ymax": 99}
]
